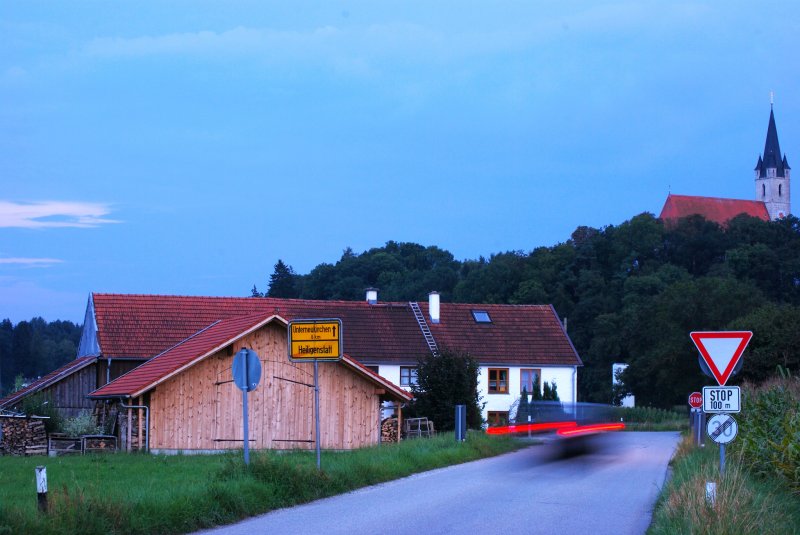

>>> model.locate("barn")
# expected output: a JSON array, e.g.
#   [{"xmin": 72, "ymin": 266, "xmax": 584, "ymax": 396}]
[{"xmin": 89, "ymin": 313, "xmax": 411, "ymax": 453}]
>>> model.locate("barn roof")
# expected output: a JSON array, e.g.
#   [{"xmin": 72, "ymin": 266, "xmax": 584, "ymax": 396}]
[
  {"xmin": 659, "ymin": 194, "xmax": 770, "ymax": 225},
  {"xmin": 83, "ymin": 293, "xmax": 581, "ymax": 367},
  {"xmin": 0, "ymin": 356, "xmax": 97, "ymax": 409},
  {"xmin": 88, "ymin": 313, "xmax": 412, "ymax": 402},
  {"xmin": 85, "ymin": 294, "xmax": 430, "ymax": 363}
]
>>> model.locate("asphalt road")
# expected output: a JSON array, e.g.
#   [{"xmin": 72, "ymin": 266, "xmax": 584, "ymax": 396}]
[{"xmin": 195, "ymin": 431, "xmax": 680, "ymax": 535}]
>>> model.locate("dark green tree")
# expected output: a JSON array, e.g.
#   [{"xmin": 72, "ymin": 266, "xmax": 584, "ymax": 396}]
[
  {"xmin": 409, "ymin": 348, "xmax": 483, "ymax": 431},
  {"xmin": 516, "ymin": 387, "xmax": 531, "ymax": 423},
  {"xmin": 267, "ymin": 260, "xmax": 299, "ymax": 298},
  {"xmin": 730, "ymin": 303, "xmax": 800, "ymax": 382}
]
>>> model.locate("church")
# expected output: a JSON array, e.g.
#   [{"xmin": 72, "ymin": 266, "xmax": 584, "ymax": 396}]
[{"xmin": 660, "ymin": 105, "xmax": 791, "ymax": 225}]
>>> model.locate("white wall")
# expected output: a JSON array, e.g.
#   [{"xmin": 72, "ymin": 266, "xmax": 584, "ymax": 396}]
[
  {"xmin": 480, "ymin": 366, "xmax": 577, "ymax": 421},
  {"xmin": 374, "ymin": 363, "xmax": 579, "ymax": 423}
]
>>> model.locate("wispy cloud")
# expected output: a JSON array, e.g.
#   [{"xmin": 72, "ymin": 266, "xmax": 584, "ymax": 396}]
[
  {"xmin": 0, "ymin": 257, "xmax": 63, "ymax": 267},
  {"xmin": 0, "ymin": 201, "xmax": 119, "ymax": 229}
]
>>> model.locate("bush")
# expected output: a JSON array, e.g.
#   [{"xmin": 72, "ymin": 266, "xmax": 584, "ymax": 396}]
[
  {"xmin": 19, "ymin": 393, "xmax": 63, "ymax": 434},
  {"xmin": 62, "ymin": 410, "xmax": 102, "ymax": 437},
  {"xmin": 408, "ymin": 347, "xmax": 483, "ymax": 430},
  {"xmin": 733, "ymin": 377, "xmax": 800, "ymax": 492}
]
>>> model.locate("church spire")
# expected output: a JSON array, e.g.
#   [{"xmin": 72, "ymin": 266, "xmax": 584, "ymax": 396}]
[
  {"xmin": 754, "ymin": 100, "xmax": 791, "ymax": 220},
  {"xmin": 755, "ymin": 105, "xmax": 788, "ymax": 178}
]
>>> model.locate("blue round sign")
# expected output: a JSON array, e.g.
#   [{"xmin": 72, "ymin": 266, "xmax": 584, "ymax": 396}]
[{"xmin": 232, "ymin": 348, "xmax": 262, "ymax": 392}]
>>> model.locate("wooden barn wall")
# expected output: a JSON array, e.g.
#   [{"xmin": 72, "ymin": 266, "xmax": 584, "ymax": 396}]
[
  {"xmin": 148, "ymin": 323, "xmax": 381, "ymax": 451},
  {"xmin": 95, "ymin": 360, "xmax": 144, "ymax": 388},
  {"xmin": 39, "ymin": 364, "xmax": 98, "ymax": 419}
]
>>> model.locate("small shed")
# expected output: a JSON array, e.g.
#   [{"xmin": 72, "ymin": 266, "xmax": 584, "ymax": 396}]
[{"xmin": 89, "ymin": 313, "xmax": 412, "ymax": 453}]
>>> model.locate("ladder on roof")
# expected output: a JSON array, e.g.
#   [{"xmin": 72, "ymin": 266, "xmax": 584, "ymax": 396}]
[{"xmin": 409, "ymin": 302, "xmax": 440, "ymax": 357}]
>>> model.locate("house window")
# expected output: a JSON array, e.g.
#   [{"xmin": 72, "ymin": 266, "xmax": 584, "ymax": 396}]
[
  {"xmin": 487, "ymin": 411, "xmax": 509, "ymax": 427},
  {"xmin": 488, "ymin": 368, "xmax": 509, "ymax": 394},
  {"xmin": 520, "ymin": 368, "xmax": 541, "ymax": 396},
  {"xmin": 779, "ymin": 184, "xmax": 782, "ymax": 196},
  {"xmin": 400, "ymin": 366, "xmax": 418, "ymax": 386},
  {"xmin": 471, "ymin": 310, "xmax": 492, "ymax": 323}
]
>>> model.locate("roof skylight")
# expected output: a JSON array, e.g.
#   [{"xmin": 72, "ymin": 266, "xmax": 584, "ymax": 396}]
[{"xmin": 471, "ymin": 310, "xmax": 492, "ymax": 323}]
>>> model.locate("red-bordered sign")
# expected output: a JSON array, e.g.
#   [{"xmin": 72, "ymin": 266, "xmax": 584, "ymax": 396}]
[
  {"xmin": 690, "ymin": 331, "xmax": 752, "ymax": 386},
  {"xmin": 688, "ymin": 391, "xmax": 702, "ymax": 409}
]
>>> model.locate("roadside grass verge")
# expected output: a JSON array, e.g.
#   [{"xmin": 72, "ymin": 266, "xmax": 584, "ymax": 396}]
[
  {"xmin": 648, "ymin": 435, "xmax": 800, "ymax": 535},
  {"xmin": 613, "ymin": 406, "xmax": 688, "ymax": 432},
  {"xmin": 0, "ymin": 431, "xmax": 521, "ymax": 535}
]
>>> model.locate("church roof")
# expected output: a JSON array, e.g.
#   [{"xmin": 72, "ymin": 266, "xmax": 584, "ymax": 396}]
[
  {"xmin": 659, "ymin": 194, "xmax": 770, "ymax": 225},
  {"xmin": 755, "ymin": 107, "xmax": 789, "ymax": 177}
]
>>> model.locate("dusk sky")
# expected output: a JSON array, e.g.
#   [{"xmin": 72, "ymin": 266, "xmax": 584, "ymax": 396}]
[{"xmin": 2, "ymin": 1, "xmax": 799, "ymax": 323}]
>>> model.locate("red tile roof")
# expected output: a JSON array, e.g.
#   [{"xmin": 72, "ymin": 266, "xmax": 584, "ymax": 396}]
[
  {"xmin": 90, "ymin": 313, "xmax": 273, "ymax": 398},
  {"xmin": 91, "ymin": 294, "xmax": 431, "ymax": 362},
  {"xmin": 89, "ymin": 313, "xmax": 412, "ymax": 402},
  {"xmin": 423, "ymin": 302, "xmax": 582, "ymax": 366},
  {"xmin": 659, "ymin": 194, "xmax": 770, "ymax": 225},
  {"xmin": 0, "ymin": 356, "xmax": 96, "ymax": 409},
  {"xmin": 90, "ymin": 293, "xmax": 581, "ymax": 367}
]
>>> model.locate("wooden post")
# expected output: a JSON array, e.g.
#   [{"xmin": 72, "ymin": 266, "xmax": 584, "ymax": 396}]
[
  {"xmin": 35, "ymin": 466, "xmax": 48, "ymax": 512},
  {"xmin": 137, "ymin": 396, "xmax": 143, "ymax": 451},
  {"xmin": 397, "ymin": 403, "xmax": 402, "ymax": 443},
  {"xmin": 126, "ymin": 406, "xmax": 132, "ymax": 452}
]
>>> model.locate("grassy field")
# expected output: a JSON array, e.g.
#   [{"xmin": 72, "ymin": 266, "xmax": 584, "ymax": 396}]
[
  {"xmin": 648, "ymin": 435, "xmax": 800, "ymax": 535},
  {"xmin": 613, "ymin": 406, "xmax": 689, "ymax": 431},
  {"xmin": 0, "ymin": 431, "xmax": 521, "ymax": 535}
]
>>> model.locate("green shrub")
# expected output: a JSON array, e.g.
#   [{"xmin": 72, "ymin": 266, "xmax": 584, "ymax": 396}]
[
  {"xmin": 19, "ymin": 393, "xmax": 63, "ymax": 434},
  {"xmin": 62, "ymin": 411, "xmax": 102, "ymax": 437},
  {"xmin": 733, "ymin": 378, "xmax": 800, "ymax": 492}
]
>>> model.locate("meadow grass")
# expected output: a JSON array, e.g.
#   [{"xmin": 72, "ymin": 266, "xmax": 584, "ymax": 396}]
[
  {"xmin": 0, "ymin": 431, "xmax": 521, "ymax": 535},
  {"xmin": 648, "ymin": 435, "xmax": 800, "ymax": 535},
  {"xmin": 613, "ymin": 406, "xmax": 688, "ymax": 431}
]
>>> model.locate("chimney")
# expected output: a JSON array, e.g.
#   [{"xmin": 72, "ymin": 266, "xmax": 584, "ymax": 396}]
[
  {"xmin": 429, "ymin": 291, "xmax": 440, "ymax": 323},
  {"xmin": 365, "ymin": 288, "xmax": 378, "ymax": 305}
]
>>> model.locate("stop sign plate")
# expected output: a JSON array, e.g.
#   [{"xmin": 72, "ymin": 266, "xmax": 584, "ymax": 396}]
[{"xmin": 688, "ymin": 392, "xmax": 702, "ymax": 409}]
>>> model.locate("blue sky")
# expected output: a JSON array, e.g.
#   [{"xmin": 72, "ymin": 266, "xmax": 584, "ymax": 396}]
[{"xmin": 2, "ymin": 1, "xmax": 799, "ymax": 323}]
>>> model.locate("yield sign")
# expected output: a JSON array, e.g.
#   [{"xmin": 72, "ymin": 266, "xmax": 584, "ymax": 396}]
[{"xmin": 690, "ymin": 331, "xmax": 752, "ymax": 386}]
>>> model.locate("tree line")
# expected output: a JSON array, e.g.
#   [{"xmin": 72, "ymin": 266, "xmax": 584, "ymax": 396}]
[
  {"xmin": 254, "ymin": 213, "xmax": 800, "ymax": 407},
  {"xmin": 0, "ymin": 318, "xmax": 82, "ymax": 397}
]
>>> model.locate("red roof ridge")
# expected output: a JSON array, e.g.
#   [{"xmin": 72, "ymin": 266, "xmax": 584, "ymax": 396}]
[
  {"xmin": 92, "ymin": 292, "xmax": 403, "ymax": 307},
  {"xmin": 665, "ymin": 193, "xmax": 755, "ymax": 202}
]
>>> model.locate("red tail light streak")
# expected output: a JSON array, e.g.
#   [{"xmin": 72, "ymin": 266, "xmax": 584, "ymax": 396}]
[
  {"xmin": 486, "ymin": 421, "xmax": 625, "ymax": 436},
  {"xmin": 485, "ymin": 421, "xmax": 578, "ymax": 435},
  {"xmin": 556, "ymin": 422, "xmax": 625, "ymax": 437}
]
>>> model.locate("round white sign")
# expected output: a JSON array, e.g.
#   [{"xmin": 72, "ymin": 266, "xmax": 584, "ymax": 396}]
[{"xmin": 706, "ymin": 414, "xmax": 738, "ymax": 444}]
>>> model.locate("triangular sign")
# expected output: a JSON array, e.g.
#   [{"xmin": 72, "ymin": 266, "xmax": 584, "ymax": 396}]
[{"xmin": 690, "ymin": 331, "xmax": 752, "ymax": 386}]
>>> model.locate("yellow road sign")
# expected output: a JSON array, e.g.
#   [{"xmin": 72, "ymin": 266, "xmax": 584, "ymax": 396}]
[{"xmin": 288, "ymin": 319, "xmax": 342, "ymax": 361}]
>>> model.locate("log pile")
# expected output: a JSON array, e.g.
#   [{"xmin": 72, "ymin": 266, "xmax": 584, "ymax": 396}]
[
  {"xmin": 381, "ymin": 417, "xmax": 399, "ymax": 443},
  {"xmin": 117, "ymin": 410, "xmax": 143, "ymax": 451},
  {"xmin": 0, "ymin": 417, "xmax": 48, "ymax": 456}
]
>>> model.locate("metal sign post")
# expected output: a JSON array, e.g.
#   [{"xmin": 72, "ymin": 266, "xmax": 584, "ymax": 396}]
[
  {"xmin": 706, "ymin": 414, "xmax": 738, "ymax": 474},
  {"xmin": 287, "ymin": 319, "xmax": 343, "ymax": 472},
  {"xmin": 233, "ymin": 348, "xmax": 262, "ymax": 466},
  {"xmin": 314, "ymin": 359, "xmax": 321, "ymax": 470}
]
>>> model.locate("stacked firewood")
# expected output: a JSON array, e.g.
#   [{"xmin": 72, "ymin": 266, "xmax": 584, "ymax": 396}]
[
  {"xmin": 381, "ymin": 417, "xmax": 399, "ymax": 442},
  {"xmin": 0, "ymin": 417, "xmax": 47, "ymax": 456}
]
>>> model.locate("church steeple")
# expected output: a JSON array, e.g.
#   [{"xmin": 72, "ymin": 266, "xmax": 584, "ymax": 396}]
[
  {"xmin": 754, "ymin": 102, "xmax": 791, "ymax": 219},
  {"xmin": 755, "ymin": 107, "xmax": 789, "ymax": 178}
]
